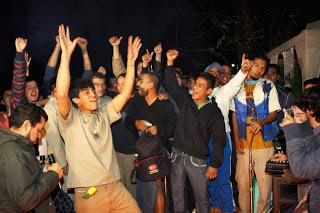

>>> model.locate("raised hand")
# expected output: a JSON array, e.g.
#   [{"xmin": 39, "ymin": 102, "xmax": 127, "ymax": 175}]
[
  {"xmin": 142, "ymin": 49, "xmax": 154, "ymax": 64},
  {"xmin": 15, "ymin": 37, "xmax": 27, "ymax": 52},
  {"xmin": 127, "ymin": 36, "xmax": 142, "ymax": 65},
  {"xmin": 97, "ymin": 66, "xmax": 107, "ymax": 75},
  {"xmin": 58, "ymin": 24, "xmax": 79, "ymax": 59},
  {"xmin": 166, "ymin": 49, "xmax": 179, "ymax": 61},
  {"xmin": 77, "ymin": 37, "xmax": 88, "ymax": 50},
  {"xmin": 154, "ymin": 43, "xmax": 162, "ymax": 55},
  {"xmin": 109, "ymin": 36, "xmax": 123, "ymax": 46},
  {"xmin": 240, "ymin": 54, "xmax": 252, "ymax": 73}
]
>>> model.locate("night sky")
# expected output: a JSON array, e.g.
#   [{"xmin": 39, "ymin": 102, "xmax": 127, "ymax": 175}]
[{"xmin": 0, "ymin": 0, "xmax": 319, "ymax": 91}]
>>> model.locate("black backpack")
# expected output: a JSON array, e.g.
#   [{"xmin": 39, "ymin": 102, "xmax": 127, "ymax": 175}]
[{"xmin": 134, "ymin": 132, "xmax": 170, "ymax": 182}]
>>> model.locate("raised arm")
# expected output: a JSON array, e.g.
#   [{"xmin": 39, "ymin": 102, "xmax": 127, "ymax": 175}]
[
  {"xmin": 220, "ymin": 54, "xmax": 249, "ymax": 100},
  {"xmin": 164, "ymin": 49, "xmax": 188, "ymax": 109},
  {"xmin": 47, "ymin": 36, "xmax": 61, "ymax": 68},
  {"xmin": 111, "ymin": 36, "xmax": 141, "ymax": 113},
  {"xmin": 109, "ymin": 36, "xmax": 126, "ymax": 77},
  {"xmin": 24, "ymin": 52, "xmax": 31, "ymax": 77},
  {"xmin": 153, "ymin": 43, "xmax": 163, "ymax": 81},
  {"xmin": 142, "ymin": 49, "xmax": 154, "ymax": 69},
  {"xmin": 56, "ymin": 25, "xmax": 79, "ymax": 119},
  {"xmin": 42, "ymin": 36, "xmax": 61, "ymax": 97},
  {"xmin": 77, "ymin": 37, "xmax": 93, "ymax": 79},
  {"xmin": 11, "ymin": 38, "xmax": 28, "ymax": 110}
]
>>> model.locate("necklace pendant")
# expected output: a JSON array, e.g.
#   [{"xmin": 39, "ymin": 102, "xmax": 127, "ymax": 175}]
[{"xmin": 93, "ymin": 132, "xmax": 100, "ymax": 139}]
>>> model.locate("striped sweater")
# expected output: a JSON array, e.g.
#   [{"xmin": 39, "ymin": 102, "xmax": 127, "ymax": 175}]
[{"xmin": 11, "ymin": 52, "xmax": 28, "ymax": 110}]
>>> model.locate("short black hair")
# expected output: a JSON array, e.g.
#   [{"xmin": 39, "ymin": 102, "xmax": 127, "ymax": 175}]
[
  {"xmin": 143, "ymin": 72, "xmax": 160, "ymax": 91},
  {"xmin": 25, "ymin": 76, "xmax": 38, "ymax": 84},
  {"xmin": 91, "ymin": 72, "xmax": 106, "ymax": 81},
  {"xmin": 69, "ymin": 79, "xmax": 95, "ymax": 100},
  {"xmin": 197, "ymin": 72, "xmax": 216, "ymax": 89},
  {"xmin": 303, "ymin": 77, "xmax": 320, "ymax": 87},
  {"xmin": 267, "ymin": 64, "xmax": 280, "ymax": 75},
  {"xmin": 295, "ymin": 86, "xmax": 320, "ymax": 122},
  {"xmin": 9, "ymin": 103, "xmax": 48, "ymax": 128}
]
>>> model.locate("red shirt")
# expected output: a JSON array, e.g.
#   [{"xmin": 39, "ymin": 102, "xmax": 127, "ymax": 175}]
[{"xmin": 0, "ymin": 111, "xmax": 9, "ymax": 129}]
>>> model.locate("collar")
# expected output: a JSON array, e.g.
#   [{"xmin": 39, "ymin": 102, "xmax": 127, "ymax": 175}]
[{"xmin": 194, "ymin": 99, "xmax": 212, "ymax": 110}]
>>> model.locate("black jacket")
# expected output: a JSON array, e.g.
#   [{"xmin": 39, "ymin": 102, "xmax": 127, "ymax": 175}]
[
  {"xmin": 0, "ymin": 128, "xmax": 59, "ymax": 213},
  {"xmin": 165, "ymin": 66, "xmax": 226, "ymax": 168}
]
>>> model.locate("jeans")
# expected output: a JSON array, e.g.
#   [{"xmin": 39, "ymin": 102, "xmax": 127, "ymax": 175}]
[
  {"xmin": 170, "ymin": 148, "xmax": 209, "ymax": 213},
  {"xmin": 136, "ymin": 179, "xmax": 157, "ymax": 213}
]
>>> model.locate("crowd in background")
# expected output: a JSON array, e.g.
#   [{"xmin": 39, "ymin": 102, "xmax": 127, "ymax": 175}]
[{"xmin": 0, "ymin": 24, "xmax": 320, "ymax": 213}]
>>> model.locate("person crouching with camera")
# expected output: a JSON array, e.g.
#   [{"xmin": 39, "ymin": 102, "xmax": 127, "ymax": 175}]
[{"xmin": 0, "ymin": 103, "xmax": 63, "ymax": 212}]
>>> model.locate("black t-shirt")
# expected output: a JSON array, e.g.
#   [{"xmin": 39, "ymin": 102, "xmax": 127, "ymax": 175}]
[
  {"xmin": 131, "ymin": 95, "xmax": 177, "ymax": 151},
  {"xmin": 111, "ymin": 98, "xmax": 138, "ymax": 154}
]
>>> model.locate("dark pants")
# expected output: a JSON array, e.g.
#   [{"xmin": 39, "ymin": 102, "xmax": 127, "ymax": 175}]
[
  {"xmin": 170, "ymin": 148, "xmax": 209, "ymax": 213},
  {"xmin": 136, "ymin": 179, "xmax": 157, "ymax": 213}
]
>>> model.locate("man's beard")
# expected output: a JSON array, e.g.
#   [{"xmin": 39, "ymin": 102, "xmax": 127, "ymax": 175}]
[{"xmin": 137, "ymin": 87, "xmax": 147, "ymax": 97}]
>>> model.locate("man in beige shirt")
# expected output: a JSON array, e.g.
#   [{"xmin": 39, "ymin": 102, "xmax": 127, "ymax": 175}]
[{"xmin": 55, "ymin": 24, "xmax": 141, "ymax": 213}]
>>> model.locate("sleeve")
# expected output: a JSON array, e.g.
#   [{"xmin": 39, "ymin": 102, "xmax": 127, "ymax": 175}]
[
  {"xmin": 11, "ymin": 52, "xmax": 28, "ymax": 110},
  {"xmin": 210, "ymin": 104, "xmax": 227, "ymax": 168},
  {"xmin": 164, "ymin": 65, "xmax": 189, "ymax": 109},
  {"xmin": 283, "ymin": 122, "xmax": 320, "ymax": 179},
  {"xmin": 268, "ymin": 83, "xmax": 281, "ymax": 112},
  {"xmin": 157, "ymin": 101, "xmax": 177, "ymax": 138},
  {"xmin": 219, "ymin": 70, "xmax": 246, "ymax": 100},
  {"xmin": 104, "ymin": 99, "xmax": 121, "ymax": 124},
  {"xmin": 112, "ymin": 55, "xmax": 126, "ymax": 78},
  {"xmin": 0, "ymin": 148, "xmax": 59, "ymax": 212},
  {"xmin": 42, "ymin": 66, "xmax": 57, "ymax": 98},
  {"xmin": 229, "ymin": 98, "xmax": 236, "ymax": 112},
  {"xmin": 57, "ymin": 105, "xmax": 75, "ymax": 131}
]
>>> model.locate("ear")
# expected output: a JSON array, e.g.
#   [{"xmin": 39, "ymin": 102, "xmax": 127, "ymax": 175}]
[
  {"xmin": 21, "ymin": 120, "xmax": 32, "ymax": 137},
  {"xmin": 72, "ymin": 97, "xmax": 80, "ymax": 106},
  {"xmin": 147, "ymin": 82, "xmax": 154, "ymax": 90},
  {"xmin": 206, "ymin": 88, "xmax": 213, "ymax": 96}
]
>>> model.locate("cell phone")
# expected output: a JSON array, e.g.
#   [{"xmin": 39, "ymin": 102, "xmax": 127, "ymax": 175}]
[{"xmin": 285, "ymin": 108, "xmax": 294, "ymax": 118}]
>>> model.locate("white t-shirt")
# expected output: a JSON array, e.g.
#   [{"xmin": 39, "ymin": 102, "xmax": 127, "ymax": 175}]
[{"xmin": 58, "ymin": 99, "xmax": 121, "ymax": 188}]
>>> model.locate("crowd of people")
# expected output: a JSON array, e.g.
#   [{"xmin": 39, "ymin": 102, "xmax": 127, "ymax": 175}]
[{"xmin": 0, "ymin": 24, "xmax": 320, "ymax": 213}]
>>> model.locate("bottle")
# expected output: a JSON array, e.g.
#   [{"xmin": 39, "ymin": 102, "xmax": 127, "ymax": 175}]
[{"xmin": 133, "ymin": 154, "xmax": 139, "ymax": 168}]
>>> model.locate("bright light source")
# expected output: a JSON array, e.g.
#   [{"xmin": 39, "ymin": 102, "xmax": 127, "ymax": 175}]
[{"xmin": 231, "ymin": 64, "xmax": 235, "ymax": 67}]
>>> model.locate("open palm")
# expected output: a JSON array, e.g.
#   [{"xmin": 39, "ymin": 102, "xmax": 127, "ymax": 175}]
[{"xmin": 58, "ymin": 24, "xmax": 78, "ymax": 58}]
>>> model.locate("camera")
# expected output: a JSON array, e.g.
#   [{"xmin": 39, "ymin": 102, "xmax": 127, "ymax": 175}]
[{"xmin": 285, "ymin": 107, "xmax": 294, "ymax": 118}]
